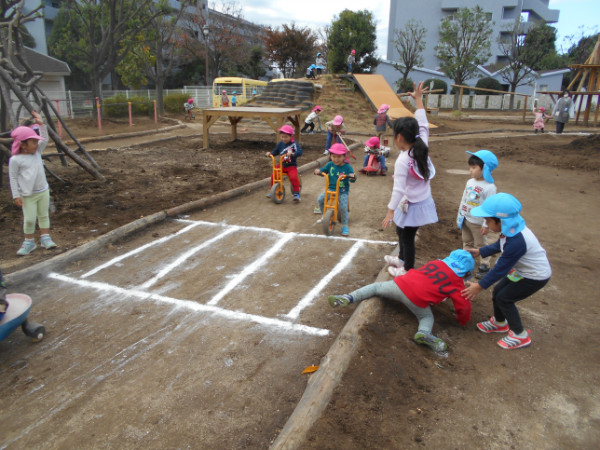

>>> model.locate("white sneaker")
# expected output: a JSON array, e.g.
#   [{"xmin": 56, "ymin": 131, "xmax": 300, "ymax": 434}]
[
  {"xmin": 384, "ymin": 255, "xmax": 404, "ymax": 268},
  {"xmin": 387, "ymin": 266, "xmax": 407, "ymax": 277}
]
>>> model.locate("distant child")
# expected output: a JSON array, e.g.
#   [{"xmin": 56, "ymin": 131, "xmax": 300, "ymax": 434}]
[
  {"xmin": 306, "ymin": 65, "xmax": 316, "ymax": 80},
  {"xmin": 347, "ymin": 49, "xmax": 356, "ymax": 74},
  {"xmin": 359, "ymin": 136, "xmax": 388, "ymax": 176},
  {"xmin": 329, "ymin": 249, "xmax": 475, "ymax": 353},
  {"xmin": 533, "ymin": 106, "xmax": 548, "ymax": 133},
  {"xmin": 231, "ymin": 91, "xmax": 238, "ymax": 107},
  {"xmin": 313, "ymin": 143, "xmax": 356, "ymax": 236},
  {"xmin": 324, "ymin": 115, "xmax": 346, "ymax": 155},
  {"xmin": 184, "ymin": 98, "xmax": 195, "ymax": 120},
  {"xmin": 374, "ymin": 104, "xmax": 392, "ymax": 144},
  {"xmin": 0, "ymin": 267, "xmax": 7, "ymax": 320},
  {"xmin": 301, "ymin": 105, "xmax": 322, "ymax": 134},
  {"xmin": 315, "ymin": 52, "xmax": 325, "ymax": 76},
  {"xmin": 457, "ymin": 150, "xmax": 498, "ymax": 277},
  {"xmin": 9, "ymin": 111, "xmax": 58, "ymax": 256},
  {"xmin": 266, "ymin": 125, "xmax": 303, "ymax": 202},
  {"xmin": 221, "ymin": 90, "xmax": 229, "ymax": 107},
  {"xmin": 462, "ymin": 193, "xmax": 552, "ymax": 350}
]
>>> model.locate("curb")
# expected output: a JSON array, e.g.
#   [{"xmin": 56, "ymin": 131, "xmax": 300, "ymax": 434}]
[
  {"xmin": 270, "ymin": 265, "xmax": 392, "ymax": 450},
  {"xmin": 4, "ymin": 146, "xmax": 357, "ymax": 284}
]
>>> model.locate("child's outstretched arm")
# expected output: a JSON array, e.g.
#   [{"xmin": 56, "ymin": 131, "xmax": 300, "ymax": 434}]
[
  {"xmin": 409, "ymin": 81, "xmax": 428, "ymax": 110},
  {"xmin": 31, "ymin": 111, "xmax": 44, "ymax": 125}
]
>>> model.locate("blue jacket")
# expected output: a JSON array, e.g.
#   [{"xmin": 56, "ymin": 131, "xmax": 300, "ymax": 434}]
[{"xmin": 270, "ymin": 141, "xmax": 303, "ymax": 168}]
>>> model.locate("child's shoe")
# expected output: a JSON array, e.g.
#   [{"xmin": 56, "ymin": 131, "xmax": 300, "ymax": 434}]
[
  {"xmin": 313, "ymin": 207, "xmax": 322, "ymax": 214},
  {"xmin": 476, "ymin": 264, "xmax": 490, "ymax": 278},
  {"xmin": 323, "ymin": 150, "xmax": 330, "ymax": 155},
  {"xmin": 328, "ymin": 294, "xmax": 353, "ymax": 308},
  {"xmin": 387, "ymin": 266, "xmax": 407, "ymax": 277},
  {"xmin": 293, "ymin": 193, "xmax": 301, "ymax": 202},
  {"xmin": 380, "ymin": 170, "xmax": 387, "ymax": 176},
  {"xmin": 384, "ymin": 255, "xmax": 404, "ymax": 268},
  {"xmin": 16, "ymin": 239, "xmax": 37, "ymax": 256},
  {"xmin": 341, "ymin": 226, "xmax": 349, "ymax": 236},
  {"xmin": 266, "ymin": 192, "xmax": 272, "ymax": 199},
  {"xmin": 477, "ymin": 316, "xmax": 509, "ymax": 333},
  {"xmin": 40, "ymin": 234, "xmax": 57, "ymax": 249},
  {"xmin": 359, "ymin": 168, "xmax": 367, "ymax": 174},
  {"xmin": 497, "ymin": 330, "xmax": 531, "ymax": 349},
  {"xmin": 414, "ymin": 331, "xmax": 448, "ymax": 352}
]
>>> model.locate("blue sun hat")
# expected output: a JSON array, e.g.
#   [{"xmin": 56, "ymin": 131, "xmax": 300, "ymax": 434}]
[
  {"xmin": 442, "ymin": 249, "xmax": 475, "ymax": 278},
  {"xmin": 470, "ymin": 193, "xmax": 526, "ymax": 237},
  {"xmin": 466, "ymin": 150, "xmax": 498, "ymax": 183}
]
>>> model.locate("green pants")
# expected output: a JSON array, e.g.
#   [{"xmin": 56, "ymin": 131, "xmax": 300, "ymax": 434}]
[{"xmin": 21, "ymin": 189, "xmax": 50, "ymax": 234}]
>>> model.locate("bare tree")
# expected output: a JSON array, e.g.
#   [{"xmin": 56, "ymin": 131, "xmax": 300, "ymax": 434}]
[{"xmin": 392, "ymin": 19, "xmax": 426, "ymax": 92}]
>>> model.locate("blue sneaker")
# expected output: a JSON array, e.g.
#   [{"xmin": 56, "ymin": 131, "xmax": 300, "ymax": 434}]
[
  {"xmin": 266, "ymin": 192, "xmax": 272, "ymax": 199},
  {"xmin": 341, "ymin": 226, "xmax": 349, "ymax": 236},
  {"xmin": 17, "ymin": 239, "xmax": 36, "ymax": 256},
  {"xmin": 40, "ymin": 235, "xmax": 57, "ymax": 249},
  {"xmin": 293, "ymin": 193, "xmax": 301, "ymax": 202}
]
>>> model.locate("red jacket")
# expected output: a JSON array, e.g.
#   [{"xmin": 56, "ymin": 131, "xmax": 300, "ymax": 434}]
[{"xmin": 394, "ymin": 260, "xmax": 471, "ymax": 325}]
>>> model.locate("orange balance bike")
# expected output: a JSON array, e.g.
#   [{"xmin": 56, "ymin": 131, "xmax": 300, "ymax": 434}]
[
  {"xmin": 268, "ymin": 153, "xmax": 302, "ymax": 204},
  {"xmin": 317, "ymin": 173, "xmax": 349, "ymax": 236}
]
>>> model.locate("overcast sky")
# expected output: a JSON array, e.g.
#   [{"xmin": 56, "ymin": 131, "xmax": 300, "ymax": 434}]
[{"xmin": 238, "ymin": 0, "xmax": 599, "ymax": 57}]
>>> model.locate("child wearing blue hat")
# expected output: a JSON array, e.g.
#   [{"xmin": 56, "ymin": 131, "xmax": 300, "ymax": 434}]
[
  {"xmin": 231, "ymin": 91, "xmax": 237, "ymax": 107},
  {"xmin": 462, "ymin": 193, "xmax": 551, "ymax": 350},
  {"xmin": 457, "ymin": 150, "xmax": 498, "ymax": 277},
  {"xmin": 329, "ymin": 249, "xmax": 475, "ymax": 353}
]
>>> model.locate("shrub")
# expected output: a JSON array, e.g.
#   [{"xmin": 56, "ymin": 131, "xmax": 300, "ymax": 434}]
[
  {"xmin": 395, "ymin": 77, "xmax": 414, "ymax": 93},
  {"xmin": 104, "ymin": 94, "xmax": 153, "ymax": 118},
  {"xmin": 164, "ymin": 93, "xmax": 191, "ymax": 113},
  {"xmin": 423, "ymin": 78, "xmax": 448, "ymax": 93},
  {"xmin": 475, "ymin": 77, "xmax": 504, "ymax": 94}
]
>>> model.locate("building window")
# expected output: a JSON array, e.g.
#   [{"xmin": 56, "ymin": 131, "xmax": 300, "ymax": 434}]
[{"xmin": 521, "ymin": 11, "xmax": 530, "ymax": 22}]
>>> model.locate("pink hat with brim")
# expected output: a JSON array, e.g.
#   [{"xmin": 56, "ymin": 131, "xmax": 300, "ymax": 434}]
[
  {"xmin": 187, "ymin": 99, "xmax": 194, "ymax": 104},
  {"xmin": 313, "ymin": 105, "xmax": 322, "ymax": 112},
  {"xmin": 329, "ymin": 143, "xmax": 347, "ymax": 155},
  {"xmin": 377, "ymin": 104, "xmax": 390, "ymax": 114},
  {"xmin": 279, "ymin": 124, "xmax": 294, "ymax": 135},
  {"xmin": 365, "ymin": 136, "xmax": 380, "ymax": 148},
  {"xmin": 332, "ymin": 115, "xmax": 343, "ymax": 126},
  {"xmin": 11, "ymin": 125, "xmax": 44, "ymax": 155}
]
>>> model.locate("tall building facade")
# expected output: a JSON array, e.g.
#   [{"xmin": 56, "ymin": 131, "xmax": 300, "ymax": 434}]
[{"xmin": 386, "ymin": 0, "xmax": 559, "ymax": 71}]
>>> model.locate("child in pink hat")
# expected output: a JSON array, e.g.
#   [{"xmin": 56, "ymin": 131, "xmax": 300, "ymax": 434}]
[
  {"xmin": 324, "ymin": 114, "xmax": 346, "ymax": 155},
  {"xmin": 266, "ymin": 124, "xmax": 303, "ymax": 202},
  {"xmin": 301, "ymin": 105, "xmax": 322, "ymax": 134},
  {"xmin": 184, "ymin": 98, "xmax": 195, "ymax": 120},
  {"xmin": 374, "ymin": 103, "xmax": 392, "ymax": 144},
  {"xmin": 220, "ymin": 90, "xmax": 229, "ymax": 107},
  {"xmin": 9, "ymin": 111, "xmax": 58, "ymax": 255},
  {"xmin": 313, "ymin": 143, "xmax": 356, "ymax": 236},
  {"xmin": 360, "ymin": 136, "xmax": 388, "ymax": 176},
  {"xmin": 532, "ymin": 106, "xmax": 548, "ymax": 133}
]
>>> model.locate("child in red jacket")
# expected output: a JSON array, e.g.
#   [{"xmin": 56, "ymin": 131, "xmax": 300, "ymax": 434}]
[{"xmin": 329, "ymin": 249, "xmax": 475, "ymax": 353}]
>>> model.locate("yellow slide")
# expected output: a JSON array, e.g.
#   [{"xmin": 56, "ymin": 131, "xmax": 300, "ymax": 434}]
[{"xmin": 353, "ymin": 74, "xmax": 415, "ymax": 120}]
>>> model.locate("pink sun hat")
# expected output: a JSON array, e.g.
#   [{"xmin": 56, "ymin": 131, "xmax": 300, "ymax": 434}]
[
  {"xmin": 377, "ymin": 104, "xmax": 390, "ymax": 114},
  {"xmin": 365, "ymin": 136, "xmax": 380, "ymax": 148},
  {"xmin": 187, "ymin": 98, "xmax": 193, "ymax": 104},
  {"xmin": 332, "ymin": 115, "xmax": 343, "ymax": 126},
  {"xmin": 329, "ymin": 143, "xmax": 347, "ymax": 155},
  {"xmin": 11, "ymin": 125, "xmax": 44, "ymax": 155},
  {"xmin": 279, "ymin": 124, "xmax": 294, "ymax": 135}
]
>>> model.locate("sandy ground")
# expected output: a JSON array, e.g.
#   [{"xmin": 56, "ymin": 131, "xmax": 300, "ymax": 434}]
[{"xmin": 1, "ymin": 107, "xmax": 599, "ymax": 448}]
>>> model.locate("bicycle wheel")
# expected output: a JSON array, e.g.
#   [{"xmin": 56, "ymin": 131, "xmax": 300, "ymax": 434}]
[
  {"xmin": 270, "ymin": 183, "xmax": 285, "ymax": 204},
  {"xmin": 323, "ymin": 209, "xmax": 336, "ymax": 236}
]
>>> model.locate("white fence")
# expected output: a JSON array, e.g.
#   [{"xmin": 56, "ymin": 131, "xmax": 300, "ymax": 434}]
[
  {"xmin": 420, "ymin": 93, "xmax": 557, "ymax": 111},
  {"xmin": 8, "ymin": 87, "xmax": 213, "ymax": 121}
]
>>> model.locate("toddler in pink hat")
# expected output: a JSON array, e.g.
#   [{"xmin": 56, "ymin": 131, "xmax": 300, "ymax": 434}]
[
  {"xmin": 324, "ymin": 114, "xmax": 346, "ymax": 155},
  {"xmin": 9, "ymin": 111, "xmax": 58, "ymax": 255}
]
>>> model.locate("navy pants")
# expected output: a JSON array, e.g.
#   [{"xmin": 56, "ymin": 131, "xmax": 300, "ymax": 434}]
[{"xmin": 492, "ymin": 276, "xmax": 550, "ymax": 334}]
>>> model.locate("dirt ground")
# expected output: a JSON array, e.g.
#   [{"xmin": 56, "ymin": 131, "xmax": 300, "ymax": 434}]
[{"xmin": 1, "ymin": 108, "xmax": 600, "ymax": 448}]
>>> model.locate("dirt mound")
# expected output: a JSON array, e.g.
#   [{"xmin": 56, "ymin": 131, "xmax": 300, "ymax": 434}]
[{"xmin": 567, "ymin": 133, "xmax": 600, "ymax": 151}]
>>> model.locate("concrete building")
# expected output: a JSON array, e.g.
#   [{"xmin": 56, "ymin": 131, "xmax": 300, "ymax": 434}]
[{"xmin": 387, "ymin": 0, "xmax": 560, "ymax": 71}]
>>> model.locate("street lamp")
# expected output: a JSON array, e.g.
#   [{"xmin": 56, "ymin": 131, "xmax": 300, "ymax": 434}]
[{"xmin": 202, "ymin": 25, "xmax": 210, "ymax": 88}]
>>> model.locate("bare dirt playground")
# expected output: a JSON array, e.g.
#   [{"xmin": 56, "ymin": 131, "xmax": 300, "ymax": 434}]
[{"xmin": 1, "ymin": 109, "xmax": 599, "ymax": 448}]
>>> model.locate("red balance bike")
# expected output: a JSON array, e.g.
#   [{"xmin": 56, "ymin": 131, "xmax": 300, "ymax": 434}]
[{"xmin": 361, "ymin": 145, "xmax": 390, "ymax": 175}]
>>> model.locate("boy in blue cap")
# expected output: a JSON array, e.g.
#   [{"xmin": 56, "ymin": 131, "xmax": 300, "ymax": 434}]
[
  {"xmin": 329, "ymin": 249, "xmax": 475, "ymax": 353},
  {"xmin": 462, "ymin": 193, "xmax": 551, "ymax": 350},
  {"xmin": 457, "ymin": 150, "xmax": 498, "ymax": 277}
]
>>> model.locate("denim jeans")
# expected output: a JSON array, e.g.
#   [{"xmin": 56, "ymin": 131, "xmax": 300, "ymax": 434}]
[{"xmin": 325, "ymin": 131, "xmax": 341, "ymax": 151}]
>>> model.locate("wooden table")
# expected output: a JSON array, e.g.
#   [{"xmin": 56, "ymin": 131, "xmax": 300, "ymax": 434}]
[{"xmin": 202, "ymin": 106, "xmax": 302, "ymax": 149}]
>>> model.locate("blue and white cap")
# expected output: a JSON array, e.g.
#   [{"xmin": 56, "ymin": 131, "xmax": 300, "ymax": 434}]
[
  {"xmin": 470, "ymin": 193, "xmax": 526, "ymax": 237},
  {"xmin": 466, "ymin": 150, "xmax": 498, "ymax": 183},
  {"xmin": 442, "ymin": 249, "xmax": 475, "ymax": 277}
]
